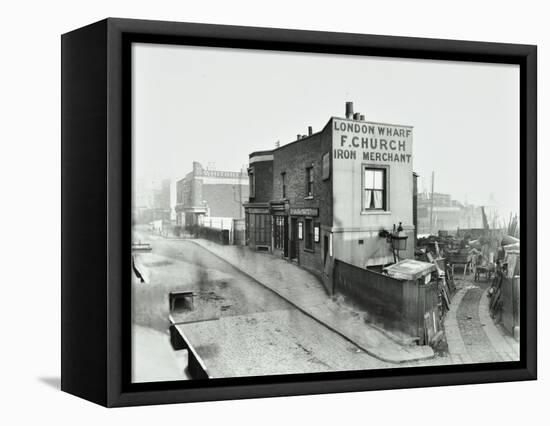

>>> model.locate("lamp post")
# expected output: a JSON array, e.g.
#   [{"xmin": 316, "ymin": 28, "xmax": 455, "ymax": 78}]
[{"xmin": 379, "ymin": 222, "xmax": 409, "ymax": 263}]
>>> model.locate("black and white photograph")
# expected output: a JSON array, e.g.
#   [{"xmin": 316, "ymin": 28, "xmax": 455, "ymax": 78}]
[
  {"xmin": 130, "ymin": 42, "xmax": 521, "ymax": 382},
  {"xmin": 3, "ymin": 0, "xmax": 546, "ymax": 421}
]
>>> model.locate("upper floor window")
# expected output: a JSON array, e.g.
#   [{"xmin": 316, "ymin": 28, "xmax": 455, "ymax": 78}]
[
  {"xmin": 281, "ymin": 172, "xmax": 286, "ymax": 199},
  {"xmin": 363, "ymin": 167, "xmax": 386, "ymax": 210},
  {"xmin": 306, "ymin": 166, "xmax": 314, "ymax": 197},
  {"xmin": 248, "ymin": 167, "xmax": 255, "ymax": 198}
]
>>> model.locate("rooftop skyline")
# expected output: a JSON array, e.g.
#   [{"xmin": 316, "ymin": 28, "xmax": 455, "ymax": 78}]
[{"xmin": 132, "ymin": 43, "xmax": 519, "ymax": 218}]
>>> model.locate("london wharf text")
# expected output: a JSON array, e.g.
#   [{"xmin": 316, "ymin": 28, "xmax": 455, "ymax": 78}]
[{"xmin": 333, "ymin": 120, "xmax": 412, "ymax": 163}]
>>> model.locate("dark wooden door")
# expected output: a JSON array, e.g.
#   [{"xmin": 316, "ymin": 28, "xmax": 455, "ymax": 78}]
[{"xmin": 290, "ymin": 218, "xmax": 298, "ymax": 260}]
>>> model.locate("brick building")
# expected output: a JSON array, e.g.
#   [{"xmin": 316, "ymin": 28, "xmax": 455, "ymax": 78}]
[
  {"xmin": 175, "ymin": 161, "xmax": 249, "ymax": 227},
  {"xmin": 245, "ymin": 102, "xmax": 416, "ymax": 291}
]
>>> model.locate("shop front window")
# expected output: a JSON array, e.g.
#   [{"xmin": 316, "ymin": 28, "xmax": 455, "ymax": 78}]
[
  {"xmin": 314, "ymin": 223, "xmax": 320, "ymax": 243},
  {"xmin": 254, "ymin": 214, "xmax": 271, "ymax": 245},
  {"xmin": 274, "ymin": 216, "xmax": 285, "ymax": 250}
]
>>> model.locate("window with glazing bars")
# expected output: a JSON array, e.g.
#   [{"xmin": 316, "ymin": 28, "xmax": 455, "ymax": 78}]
[
  {"xmin": 274, "ymin": 216, "xmax": 285, "ymax": 250},
  {"xmin": 306, "ymin": 167, "xmax": 313, "ymax": 196},
  {"xmin": 363, "ymin": 168, "xmax": 386, "ymax": 210}
]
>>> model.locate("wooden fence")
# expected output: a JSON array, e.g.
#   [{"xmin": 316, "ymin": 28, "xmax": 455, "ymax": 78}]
[
  {"xmin": 185, "ymin": 225, "xmax": 230, "ymax": 245},
  {"xmin": 333, "ymin": 259, "xmax": 439, "ymax": 344},
  {"xmin": 232, "ymin": 219, "xmax": 246, "ymax": 246}
]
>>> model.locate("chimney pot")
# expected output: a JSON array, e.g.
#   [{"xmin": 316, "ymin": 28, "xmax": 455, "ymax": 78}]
[
  {"xmin": 360, "ymin": 114, "xmax": 365, "ymax": 121},
  {"xmin": 353, "ymin": 112, "xmax": 361, "ymax": 120},
  {"xmin": 308, "ymin": 126, "xmax": 313, "ymax": 136},
  {"xmin": 345, "ymin": 101, "xmax": 354, "ymax": 119}
]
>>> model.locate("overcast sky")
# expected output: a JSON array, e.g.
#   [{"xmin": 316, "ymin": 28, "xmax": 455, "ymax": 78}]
[{"xmin": 132, "ymin": 43, "xmax": 519, "ymax": 217}]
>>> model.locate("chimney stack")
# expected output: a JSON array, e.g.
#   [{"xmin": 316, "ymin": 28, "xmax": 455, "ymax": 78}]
[
  {"xmin": 360, "ymin": 114, "xmax": 365, "ymax": 121},
  {"xmin": 308, "ymin": 126, "xmax": 313, "ymax": 136},
  {"xmin": 297, "ymin": 134, "xmax": 301, "ymax": 140},
  {"xmin": 345, "ymin": 101, "xmax": 354, "ymax": 119},
  {"xmin": 353, "ymin": 112, "xmax": 361, "ymax": 121}
]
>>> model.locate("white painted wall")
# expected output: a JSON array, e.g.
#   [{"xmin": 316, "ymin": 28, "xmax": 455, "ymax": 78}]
[{"xmin": 332, "ymin": 118, "xmax": 414, "ymax": 265}]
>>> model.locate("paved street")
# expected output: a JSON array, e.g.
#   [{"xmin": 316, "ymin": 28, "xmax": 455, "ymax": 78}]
[
  {"xmin": 132, "ymin": 230, "xmax": 397, "ymax": 380},
  {"xmin": 190, "ymin": 238, "xmax": 435, "ymax": 363},
  {"xmin": 444, "ymin": 275, "xmax": 519, "ymax": 364},
  {"xmin": 132, "ymin": 229, "xmax": 518, "ymax": 381}
]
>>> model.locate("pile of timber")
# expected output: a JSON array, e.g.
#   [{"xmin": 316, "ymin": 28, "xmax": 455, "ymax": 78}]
[
  {"xmin": 425, "ymin": 250, "xmax": 455, "ymax": 317},
  {"xmin": 438, "ymin": 263, "xmax": 455, "ymax": 314},
  {"xmin": 417, "ymin": 234, "xmax": 461, "ymax": 256}
]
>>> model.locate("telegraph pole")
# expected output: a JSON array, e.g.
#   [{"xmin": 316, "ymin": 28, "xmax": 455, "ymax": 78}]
[{"xmin": 429, "ymin": 171, "xmax": 435, "ymax": 235}]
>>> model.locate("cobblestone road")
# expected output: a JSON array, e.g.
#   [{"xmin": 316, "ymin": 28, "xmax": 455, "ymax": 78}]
[
  {"xmin": 444, "ymin": 274, "xmax": 519, "ymax": 364},
  {"xmin": 132, "ymin": 228, "xmax": 518, "ymax": 381},
  {"xmin": 132, "ymin": 231, "xmax": 396, "ymax": 380}
]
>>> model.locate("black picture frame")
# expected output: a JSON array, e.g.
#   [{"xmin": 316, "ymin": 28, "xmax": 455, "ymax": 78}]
[{"xmin": 61, "ymin": 17, "xmax": 537, "ymax": 407}]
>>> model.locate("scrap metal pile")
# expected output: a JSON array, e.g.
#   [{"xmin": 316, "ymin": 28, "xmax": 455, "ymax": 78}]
[
  {"xmin": 416, "ymin": 230, "xmax": 519, "ymax": 323},
  {"xmin": 488, "ymin": 238, "xmax": 520, "ymax": 339},
  {"xmin": 414, "ymin": 234, "xmax": 458, "ymax": 338}
]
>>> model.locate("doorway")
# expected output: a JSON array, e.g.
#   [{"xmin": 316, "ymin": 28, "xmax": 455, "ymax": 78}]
[
  {"xmin": 283, "ymin": 216, "xmax": 289, "ymax": 258},
  {"xmin": 290, "ymin": 217, "xmax": 298, "ymax": 260}
]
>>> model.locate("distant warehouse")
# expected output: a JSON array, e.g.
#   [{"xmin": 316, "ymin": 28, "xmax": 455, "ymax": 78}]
[
  {"xmin": 175, "ymin": 161, "xmax": 249, "ymax": 228},
  {"xmin": 244, "ymin": 102, "xmax": 418, "ymax": 291}
]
